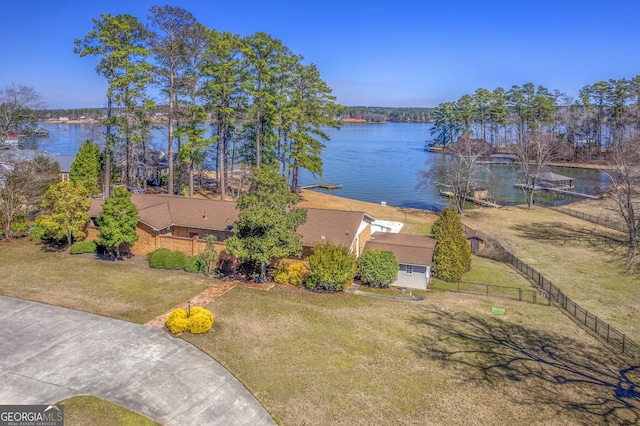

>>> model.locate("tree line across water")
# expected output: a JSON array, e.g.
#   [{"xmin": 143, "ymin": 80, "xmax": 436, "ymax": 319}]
[{"xmin": 429, "ymin": 79, "xmax": 640, "ymax": 158}]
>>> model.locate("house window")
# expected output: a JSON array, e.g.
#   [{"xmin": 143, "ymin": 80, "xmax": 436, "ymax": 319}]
[
  {"xmin": 406, "ymin": 265, "xmax": 413, "ymax": 275},
  {"xmin": 189, "ymin": 232, "xmax": 199, "ymax": 238}
]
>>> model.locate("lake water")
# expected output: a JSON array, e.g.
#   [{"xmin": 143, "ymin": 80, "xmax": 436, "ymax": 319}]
[{"xmin": 34, "ymin": 122, "xmax": 607, "ymax": 210}]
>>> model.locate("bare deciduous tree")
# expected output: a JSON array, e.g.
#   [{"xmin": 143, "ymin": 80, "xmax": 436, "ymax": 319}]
[
  {"xmin": 605, "ymin": 136, "xmax": 640, "ymax": 272},
  {"xmin": 0, "ymin": 84, "xmax": 44, "ymax": 142},
  {"xmin": 512, "ymin": 132, "xmax": 560, "ymax": 208},
  {"xmin": 419, "ymin": 134, "xmax": 491, "ymax": 213}
]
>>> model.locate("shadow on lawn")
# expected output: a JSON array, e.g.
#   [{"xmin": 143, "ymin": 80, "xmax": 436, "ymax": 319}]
[
  {"xmin": 411, "ymin": 306, "xmax": 640, "ymax": 424},
  {"xmin": 511, "ymin": 221, "xmax": 626, "ymax": 250}
]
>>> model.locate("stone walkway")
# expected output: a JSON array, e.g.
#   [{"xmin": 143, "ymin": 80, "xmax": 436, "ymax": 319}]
[{"xmin": 146, "ymin": 280, "xmax": 275, "ymax": 329}]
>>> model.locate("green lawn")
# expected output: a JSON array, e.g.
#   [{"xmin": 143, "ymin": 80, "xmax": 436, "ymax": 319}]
[
  {"xmin": 184, "ymin": 286, "xmax": 640, "ymax": 425},
  {"xmin": 462, "ymin": 205, "xmax": 640, "ymax": 340},
  {"xmin": 58, "ymin": 396, "xmax": 161, "ymax": 426},
  {"xmin": 0, "ymin": 240, "xmax": 212, "ymax": 323}
]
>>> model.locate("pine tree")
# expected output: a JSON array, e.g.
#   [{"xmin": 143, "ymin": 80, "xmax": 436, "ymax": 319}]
[
  {"xmin": 70, "ymin": 140, "xmax": 101, "ymax": 195},
  {"xmin": 97, "ymin": 187, "xmax": 139, "ymax": 258},
  {"xmin": 225, "ymin": 166, "xmax": 307, "ymax": 281},
  {"xmin": 431, "ymin": 207, "xmax": 471, "ymax": 282}
]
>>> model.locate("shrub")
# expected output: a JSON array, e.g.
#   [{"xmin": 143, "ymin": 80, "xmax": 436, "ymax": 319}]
[
  {"xmin": 188, "ymin": 307, "xmax": 214, "ymax": 334},
  {"xmin": 184, "ymin": 254, "xmax": 206, "ymax": 274},
  {"xmin": 273, "ymin": 261, "xmax": 307, "ymax": 285},
  {"xmin": 358, "ymin": 249, "xmax": 399, "ymax": 288},
  {"xmin": 70, "ymin": 240, "xmax": 97, "ymax": 255},
  {"xmin": 28, "ymin": 222, "xmax": 46, "ymax": 242},
  {"xmin": 165, "ymin": 251, "xmax": 188, "ymax": 270},
  {"xmin": 305, "ymin": 241, "xmax": 357, "ymax": 292},
  {"xmin": 10, "ymin": 216, "xmax": 29, "ymax": 238},
  {"xmin": 165, "ymin": 309, "xmax": 189, "ymax": 334},
  {"xmin": 148, "ymin": 248, "xmax": 171, "ymax": 269},
  {"xmin": 273, "ymin": 264, "xmax": 290, "ymax": 284},
  {"xmin": 165, "ymin": 307, "xmax": 214, "ymax": 334}
]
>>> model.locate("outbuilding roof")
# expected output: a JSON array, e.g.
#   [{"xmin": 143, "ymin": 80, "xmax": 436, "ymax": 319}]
[{"xmin": 364, "ymin": 232, "xmax": 436, "ymax": 266}]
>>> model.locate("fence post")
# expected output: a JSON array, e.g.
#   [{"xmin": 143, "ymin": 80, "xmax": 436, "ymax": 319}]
[
  {"xmin": 584, "ymin": 309, "xmax": 588, "ymax": 325},
  {"xmin": 607, "ymin": 323, "xmax": 610, "ymax": 342},
  {"xmin": 519, "ymin": 288, "xmax": 522, "ymax": 302},
  {"xmin": 595, "ymin": 316, "xmax": 598, "ymax": 334},
  {"xmin": 486, "ymin": 284, "xmax": 489, "ymax": 297}
]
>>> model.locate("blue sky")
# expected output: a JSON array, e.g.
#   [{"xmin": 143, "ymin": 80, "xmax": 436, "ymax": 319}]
[{"xmin": 2, "ymin": 0, "xmax": 639, "ymax": 109}]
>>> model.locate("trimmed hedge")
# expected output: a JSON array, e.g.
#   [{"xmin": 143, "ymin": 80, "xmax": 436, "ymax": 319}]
[
  {"xmin": 70, "ymin": 240, "xmax": 98, "ymax": 255},
  {"xmin": 165, "ymin": 307, "xmax": 214, "ymax": 334},
  {"xmin": 148, "ymin": 248, "xmax": 171, "ymax": 269},
  {"xmin": 165, "ymin": 251, "xmax": 188, "ymax": 270}
]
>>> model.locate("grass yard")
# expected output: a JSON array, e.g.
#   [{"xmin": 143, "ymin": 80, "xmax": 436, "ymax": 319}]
[
  {"xmin": 462, "ymin": 205, "xmax": 640, "ymax": 341},
  {"xmin": 57, "ymin": 396, "xmax": 161, "ymax": 426},
  {"xmin": 0, "ymin": 240, "xmax": 212, "ymax": 323},
  {"xmin": 184, "ymin": 286, "xmax": 640, "ymax": 426}
]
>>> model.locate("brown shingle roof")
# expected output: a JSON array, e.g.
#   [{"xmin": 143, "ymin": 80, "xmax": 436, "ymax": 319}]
[
  {"xmin": 364, "ymin": 232, "xmax": 436, "ymax": 266},
  {"xmin": 89, "ymin": 194, "xmax": 375, "ymax": 247},
  {"xmin": 464, "ymin": 229, "xmax": 488, "ymax": 241},
  {"xmin": 297, "ymin": 208, "xmax": 374, "ymax": 247}
]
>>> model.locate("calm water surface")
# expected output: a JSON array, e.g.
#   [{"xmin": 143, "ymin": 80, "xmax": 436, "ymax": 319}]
[{"xmin": 35, "ymin": 122, "xmax": 607, "ymax": 210}]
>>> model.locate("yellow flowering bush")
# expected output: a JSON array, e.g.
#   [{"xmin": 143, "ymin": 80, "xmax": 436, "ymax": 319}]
[
  {"xmin": 165, "ymin": 307, "xmax": 214, "ymax": 334},
  {"xmin": 273, "ymin": 261, "xmax": 308, "ymax": 286}
]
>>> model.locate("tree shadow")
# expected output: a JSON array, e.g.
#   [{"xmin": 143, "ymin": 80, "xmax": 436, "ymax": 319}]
[
  {"xmin": 511, "ymin": 221, "xmax": 626, "ymax": 251},
  {"xmin": 410, "ymin": 306, "xmax": 639, "ymax": 424}
]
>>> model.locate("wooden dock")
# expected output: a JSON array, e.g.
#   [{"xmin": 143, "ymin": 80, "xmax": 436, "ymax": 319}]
[
  {"xmin": 513, "ymin": 184, "xmax": 601, "ymax": 200},
  {"xmin": 299, "ymin": 182, "xmax": 342, "ymax": 190},
  {"xmin": 439, "ymin": 191, "xmax": 501, "ymax": 208}
]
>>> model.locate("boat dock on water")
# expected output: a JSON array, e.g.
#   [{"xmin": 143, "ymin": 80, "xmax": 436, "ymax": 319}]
[
  {"xmin": 513, "ymin": 184, "xmax": 601, "ymax": 199},
  {"xmin": 299, "ymin": 182, "xmax": 343, "ymax": 190},
  {"xmin": 439, "ymin": 190, "xmax": 501, "ymax": 208}
]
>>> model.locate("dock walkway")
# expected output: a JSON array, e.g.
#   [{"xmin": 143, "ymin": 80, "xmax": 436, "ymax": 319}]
[
  {"xmin": 299, "ymin": 182, "xmax": 342, "ymax": 190},
  {"xmin": 439, "ymin": 191, "xmax": 501, "ymax": 208},
  {"xmin": 513, "ymin": 184, "xmax": 601, "ymax": 200}
]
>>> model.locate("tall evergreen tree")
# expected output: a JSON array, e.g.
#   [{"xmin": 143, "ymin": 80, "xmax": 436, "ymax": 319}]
[
  {"xmin": 70, "ymin": 140, "xmax": 101, "ymax": 195},
  {"xmin": 284, "ymin": 62, "xmax": 343, "ymax": 193},
  {"xmin": 225, "ymin": 166, "xmax": 307, "ymax": 282},
  {"xmin": 148, "ymin": 5, "xmax": 200, "ymax": 195},
  {"xmin": 75, "ymin": 14, "xmax": 146, "ymax": 197},
  {"xmin": 200, "ymin": 30, "xmax": 247, "ymax": 200},
  {"xmin": 243, "ymin": 32, "xmax": 294, "ymax": 167},
  {"xmin": 97, "ymin": 187, "xmax": 139, "ymax": 259},
  {"xmin": 431, "ymin": 207, "xmax": 471, "ymax": 282}
]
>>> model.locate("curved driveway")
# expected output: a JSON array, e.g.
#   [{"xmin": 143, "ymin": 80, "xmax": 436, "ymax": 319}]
[{"xmin": 0, "ymin": 296, "xmax": 274, "ymax": 425}]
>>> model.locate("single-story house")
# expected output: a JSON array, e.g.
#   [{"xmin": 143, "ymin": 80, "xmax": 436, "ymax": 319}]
[
  {"xmin": 0, "ymin": 149, "xmax": 74, "ymax": 182},
  {"xmin": 88, "ymin": 194, "xmax": 376, "ymax": 257},
  {"xmin": 363, "ymin": 232, "xmax": 437, "ymax": 290}
]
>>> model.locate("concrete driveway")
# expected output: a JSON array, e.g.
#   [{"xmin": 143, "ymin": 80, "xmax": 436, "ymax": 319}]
[{"xmin": 0, "ymin": 296, "xmax": 275, "ymax": 425}]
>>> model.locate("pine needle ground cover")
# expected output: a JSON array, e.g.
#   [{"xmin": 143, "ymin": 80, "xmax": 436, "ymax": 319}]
[{"xmin": 184, "ymin": 286, "xmax": 640, "ymax": 425}]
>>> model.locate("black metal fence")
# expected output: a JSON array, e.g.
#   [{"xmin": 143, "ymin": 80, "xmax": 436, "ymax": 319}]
[
  {"xmin": 431, "ymin": 279, "xmax": 549, "ymax": 305},
  {"xmin": 506, "ymin": 252, "xmax": 640, "ymax": 361},
  {"xmin": 551, "ymin": 206, "xmax": 628, "ymax": 233}
]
